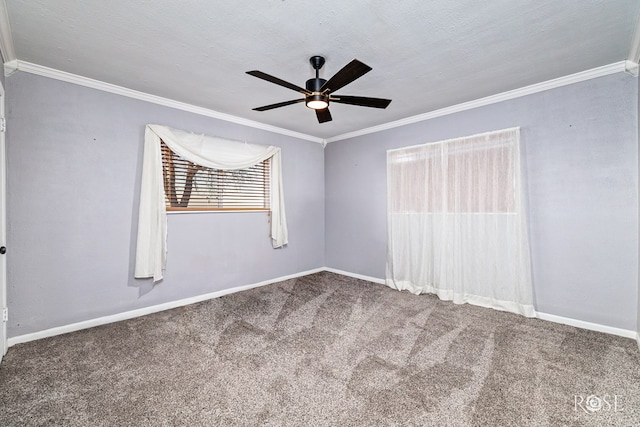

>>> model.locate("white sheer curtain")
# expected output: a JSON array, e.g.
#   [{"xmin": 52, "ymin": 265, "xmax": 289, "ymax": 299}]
[
  {"xmin": 386, "ymin": 128, "xmax": 535, "ymax": 317},
  {"xmin": 135, "ymin": 124, "xmax": 288, "ymax": 282}
]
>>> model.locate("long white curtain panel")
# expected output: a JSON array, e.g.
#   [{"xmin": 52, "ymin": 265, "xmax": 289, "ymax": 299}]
[{"xmin": 386, "ymin": 128, "xmax": 535, "ymax": 316}]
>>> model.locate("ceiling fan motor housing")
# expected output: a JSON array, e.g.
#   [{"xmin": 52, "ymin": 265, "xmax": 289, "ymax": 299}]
[
  {"xmin": 305, "ymin": 78, "xmax": 326, "ymax": 92},
  {"xmin": 305, "ymin": 76, "xmax": 329, "ymax": 109}
]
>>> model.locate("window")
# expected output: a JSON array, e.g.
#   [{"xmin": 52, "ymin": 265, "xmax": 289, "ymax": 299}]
[
  {"xmin": 386, "ymin": 128, "xmax": 535, "ymax": 317},
  {"xmin": 388, "ymin": 137, "xmax": 516, "ymax": 214},
  {"xmin": 136, "ymin": 124, "xmax": 287, "ymax": 282},
  {"xmin": 161, "ymin": 140, "xmax": 270, "ymax": 211}
]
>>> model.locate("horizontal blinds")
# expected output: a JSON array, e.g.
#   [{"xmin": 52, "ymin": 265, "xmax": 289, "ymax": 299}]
[{"xmin": 161, "ymin": 141, "xmax": 270, "ymax": 211}]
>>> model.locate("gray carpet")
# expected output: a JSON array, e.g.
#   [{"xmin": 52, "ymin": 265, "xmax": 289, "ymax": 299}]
[{"xmin": 1, "ymin": 271, "xmax": 638, "ymax": 426}]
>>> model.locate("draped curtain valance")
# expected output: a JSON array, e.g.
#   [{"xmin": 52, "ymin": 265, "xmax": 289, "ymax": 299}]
[{"xmin": 135, "ymin": 124, "xmax": 288, "ymax": 282}]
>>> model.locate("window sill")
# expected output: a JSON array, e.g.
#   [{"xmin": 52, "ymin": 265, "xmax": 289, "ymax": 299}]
[{"xmin": 166, "ymin": 209, "xmax": 269, "ymax": 215}]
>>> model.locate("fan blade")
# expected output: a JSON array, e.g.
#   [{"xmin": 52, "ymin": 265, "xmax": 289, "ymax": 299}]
[
  {"xmin": 246, "ymin": 70, "xmax": 311, "ymax": 95},
  {"xmin": 330, "ymin": 95, "xmax": 392, "ymax": 109},
  {"xmin": 320, "ymin": 59, "xmax": 372, "ymax": 93},
  {"xmin": 253, "ymin": 99, "xmax": 304, "ymax": 111},
  {"xmin": 315, "ymin": 108, "xmax": 332, "ymax": 123}
]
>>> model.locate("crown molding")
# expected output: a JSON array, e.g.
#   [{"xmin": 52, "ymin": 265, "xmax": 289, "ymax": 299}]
[
  {"xmin": 326, "ymin": 61, "xmax": 629, "ymax": 143},
  {"xmin": 9, "ymin": 60, "xmax": 324, "ymax": 144},
  {"xmin": 0, "ymin": 0, "xmax": 16, "ymax": 63},
  {"xmin": 5, "ymin": 59, "xmax": 630, "ymax": 145},
  {"xmin": 628, "ymin": 9, "xmax": 640, "ymax": 64},
  {"xmin": 3, "ymin": 58, "xmax": 16, "ymax": 76},
  {"xmin": 625, "ymin": 60, "xmax": 639, "ymax": 77}
]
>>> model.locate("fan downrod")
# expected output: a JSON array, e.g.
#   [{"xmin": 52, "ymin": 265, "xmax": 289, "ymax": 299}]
[{"xmin": 306, "ymin": 55, "xmax": 327, "ymax": 92}]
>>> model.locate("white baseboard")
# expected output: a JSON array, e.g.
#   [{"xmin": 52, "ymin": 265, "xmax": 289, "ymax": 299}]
[
  {"xmin": 7, "ymin": 267, "xmax": 638, "ymax": 346},
  {"xmin": 327, "ymin": 268, "xmax": 638, "ymax": 340},
  {"xmin": 8, "ymin": 267, "xmax": 324, "ymax": 347},
  {"xmin": 535, "ymin": 312, "xmax": 637, "ymax": 339},
  {"xmin": 323, "ymin": 267, "xmax": 386, "ymax": 285}
]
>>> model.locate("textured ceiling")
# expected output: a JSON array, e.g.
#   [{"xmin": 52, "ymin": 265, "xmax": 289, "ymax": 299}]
[{"xmin": 4, "ymin": 0, "xmax": 640, "ymax": 140}]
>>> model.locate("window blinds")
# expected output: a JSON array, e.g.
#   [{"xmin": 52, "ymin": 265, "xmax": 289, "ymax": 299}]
[{"xmin": 161, "ymin": 141, "xmax": 270, "ymax": 211}]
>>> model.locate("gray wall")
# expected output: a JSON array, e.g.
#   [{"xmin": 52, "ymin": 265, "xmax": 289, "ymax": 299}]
[
  {"xmin": 5, "ymin": 69, "xmax": 638, "ymax": 337},
  {"xmin": 325, "ymin": 72, "xmax": 639, "ymax": 331},
  {"xmin": 6, "ymin": 72, "xmax": 325, "ymax": 337}
]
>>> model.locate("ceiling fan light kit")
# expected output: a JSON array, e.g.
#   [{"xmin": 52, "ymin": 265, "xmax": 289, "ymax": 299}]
[
  {"xmin": 305, "ymin": 94, "xmax": 329, "ymax": 110},
  {"xmin": 247, "ymin": 55, "xmax": 392, "ymax": 123}
]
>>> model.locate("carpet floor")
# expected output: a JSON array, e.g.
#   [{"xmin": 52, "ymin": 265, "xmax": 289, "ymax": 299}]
[{"xmin": 1, "ymin": 271, "xmax": 639, "ymax": 426}]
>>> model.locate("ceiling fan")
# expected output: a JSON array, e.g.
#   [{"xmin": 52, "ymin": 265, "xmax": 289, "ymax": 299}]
[{"xmin": 246, "ymin": 56, "xmax": 392, "ymax": 123}]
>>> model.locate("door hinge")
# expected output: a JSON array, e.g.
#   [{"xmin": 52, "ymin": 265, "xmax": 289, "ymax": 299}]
[
  {"xmin": 0, "ymin": 118, "xmax": 5, "ymax": 133},
  {"xmin": 2, "ymin": 308, "xmax": 7, "ymax": 322}
]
